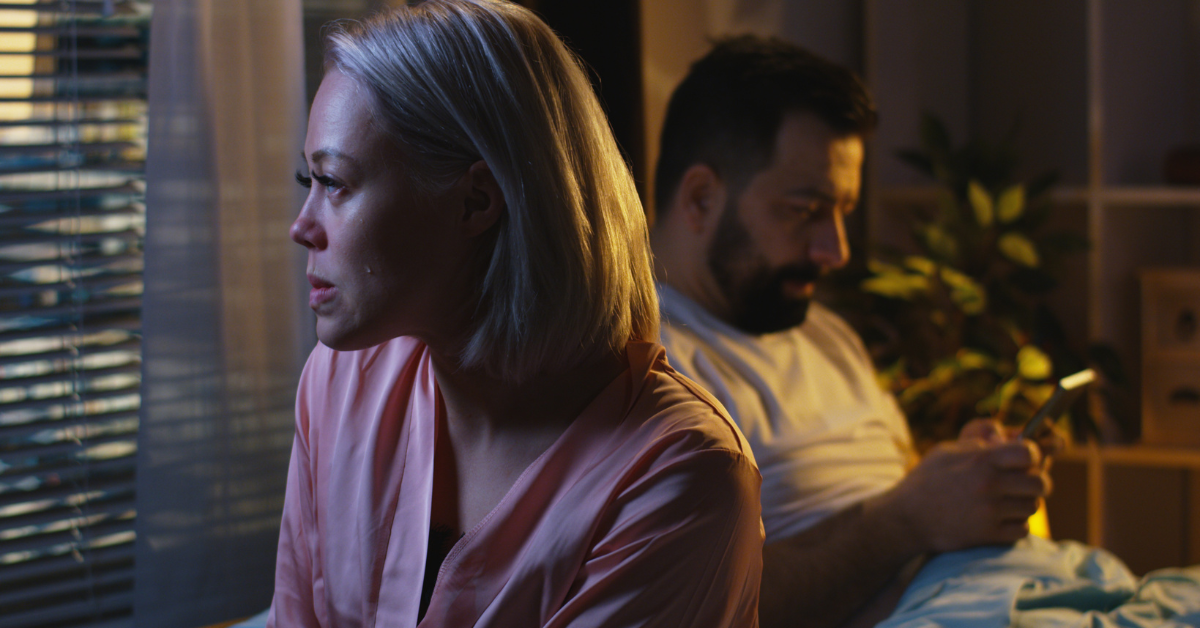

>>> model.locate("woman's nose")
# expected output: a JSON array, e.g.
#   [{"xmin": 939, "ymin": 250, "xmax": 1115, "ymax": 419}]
[{"xmin": 290, "ymin": 209, "xmax": 327, "ymax": 250}]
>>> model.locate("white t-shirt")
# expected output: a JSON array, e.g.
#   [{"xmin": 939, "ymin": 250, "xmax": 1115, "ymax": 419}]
[{"xmin": 658, "ymin": 283, "xmax": 915, "ymax": 544}]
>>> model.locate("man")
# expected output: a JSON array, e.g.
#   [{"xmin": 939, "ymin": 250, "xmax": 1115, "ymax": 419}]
[{"xmin": 651, "ymin": 36, "xmax": 1053, "ymax": 628}]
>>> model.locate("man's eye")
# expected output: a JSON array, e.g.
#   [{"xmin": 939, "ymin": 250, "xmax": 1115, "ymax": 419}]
[{"xmin": 791, "ymin": 202, "xmax": 823, "ymax": 217}]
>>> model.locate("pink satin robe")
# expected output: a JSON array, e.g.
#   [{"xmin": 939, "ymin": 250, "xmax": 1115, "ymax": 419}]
[{"xmin": 268, "ymin": 339, "xmax": 763, "ymax": 627}]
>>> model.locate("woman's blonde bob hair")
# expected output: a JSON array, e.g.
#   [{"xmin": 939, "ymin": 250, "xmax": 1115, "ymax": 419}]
[{"xmin": 324, "ymin": 0, "xmax": 658, "ymax": 381}]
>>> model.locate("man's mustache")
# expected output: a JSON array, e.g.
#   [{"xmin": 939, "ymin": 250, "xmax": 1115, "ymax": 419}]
[{"xmin": 772, "ymin": 264, "xmax": 823, "ymax": 285}]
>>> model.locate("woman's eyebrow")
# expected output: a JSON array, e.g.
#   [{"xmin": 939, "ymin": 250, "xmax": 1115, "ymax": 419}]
[{"xmin": 302, "ymin": 148, "xmax": 364, "ymax": 171}]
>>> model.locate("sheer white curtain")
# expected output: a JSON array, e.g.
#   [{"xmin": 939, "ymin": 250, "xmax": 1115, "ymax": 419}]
[{"xmin": 134, "ymin": 1, "xmax": 311, "ymax": 626}]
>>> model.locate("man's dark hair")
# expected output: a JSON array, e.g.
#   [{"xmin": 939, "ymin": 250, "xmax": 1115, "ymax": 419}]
[{"xmin": 653, "ymin": 35, "xmax": 878, "ymax": 219}]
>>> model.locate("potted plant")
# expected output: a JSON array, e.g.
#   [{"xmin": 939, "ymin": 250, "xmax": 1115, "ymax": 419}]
[{"xmin": 829, "ymin": 114, "xmax": 1122, "ymax": 446}]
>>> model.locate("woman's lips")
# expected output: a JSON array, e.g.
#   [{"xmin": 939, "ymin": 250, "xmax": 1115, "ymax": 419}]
[{"xmin": 308, "ymin": 275, "xmax": 336, "ymax": 309}]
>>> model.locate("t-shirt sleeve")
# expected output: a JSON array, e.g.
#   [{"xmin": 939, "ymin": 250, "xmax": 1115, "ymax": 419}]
[
  {"xmin": 546, "ymin": 448, "xmax": 763, "ymax": 628},
  {"xmin": 267, "ymin": 348, "xmax": 327, "ymax": 628}
]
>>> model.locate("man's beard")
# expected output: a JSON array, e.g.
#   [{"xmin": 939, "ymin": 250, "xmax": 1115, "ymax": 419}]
[{"xmin": 706, "ymin": 206, "xmax": 822, "ymax": 335}]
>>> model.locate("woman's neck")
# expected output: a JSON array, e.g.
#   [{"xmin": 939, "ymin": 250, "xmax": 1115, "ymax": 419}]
[
  {"xmin": 425, "ymin": 343, "xmax": 627, "ymax": 534},
  {"xmin": 429, "ymin": 345, "xmax": 627, "ymax": 443}
]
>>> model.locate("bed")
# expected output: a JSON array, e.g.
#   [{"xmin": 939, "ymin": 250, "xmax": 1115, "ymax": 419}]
[
  {"xmin": 879, "ymin": 536, "xmax": 1200, "ymax": 627},
  {"xmin": 225, "ymin": 536, "xmax": 1200, "ymax": 627}
]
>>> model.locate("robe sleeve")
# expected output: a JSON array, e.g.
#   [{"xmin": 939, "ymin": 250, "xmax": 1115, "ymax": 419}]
[
  {"xmin": 547, "ymin": 448, "xmax": 763, "ymax": 628},
  {"xmin": 267, "ymin": 350, "xmax": 326, "ymax": 628}
]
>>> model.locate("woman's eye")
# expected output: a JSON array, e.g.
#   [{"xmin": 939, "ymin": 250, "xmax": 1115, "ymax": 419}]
[
  {"xmin": 295, "ymin": 170, "xmax": 345, "ymax": 194},
  {"xmin": 314, "ymin": 175, "xmax": 343, "ymax": 192}
]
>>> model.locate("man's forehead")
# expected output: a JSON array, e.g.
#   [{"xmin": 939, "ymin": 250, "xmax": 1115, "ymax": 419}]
[
  {"xmin": 738, "ymin": 113, "xmax": 863, "ymax": 199},
  {"xmin": 770, "ymin": 111, "xmax": 865, "ymax": 171}
]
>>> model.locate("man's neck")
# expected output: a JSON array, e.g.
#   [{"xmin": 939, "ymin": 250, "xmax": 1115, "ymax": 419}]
[{"xmin": 651, "ymin": 229, "xmax": 735, "ymax": 323}]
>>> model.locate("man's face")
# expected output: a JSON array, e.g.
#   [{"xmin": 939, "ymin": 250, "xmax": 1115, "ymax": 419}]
[{"xmin": 707, "ymin": 112, "xmax": 864, "ymax": 334}]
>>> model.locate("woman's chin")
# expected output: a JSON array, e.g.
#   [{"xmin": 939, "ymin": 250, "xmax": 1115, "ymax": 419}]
[{"xmin": 315, "ymin": 320, "xmax": 376, "ymax": 352}]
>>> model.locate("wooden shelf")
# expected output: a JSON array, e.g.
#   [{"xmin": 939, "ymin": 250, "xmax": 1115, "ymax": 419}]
[
  {"xmin": 1057, "ymin": 443, "xmax": 1200, "ymax": 468},
  {"xmin": 1052, "ymin": 441, "xmax": 1200, "ymax": 565},
  {"xmin": 1099, "ymin": 187, "xmax": 1200, "ymax": 206},
  {"xmin": 875, "ymin": 185, "xmax": 1090, "ymax": 205},
  {"xmin": 877, "ymin": 185, "xmax": 1200, "ymax": 207}
]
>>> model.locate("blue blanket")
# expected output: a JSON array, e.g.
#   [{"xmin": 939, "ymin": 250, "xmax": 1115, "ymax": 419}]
[
  {"xmin": 232, "ymin": 538, "xmax": 1200, "ymax": 627},
  {"xmin": 879, "ymin": 536, "xmax": 1200, "ymax": 627},
  {"xmin": 231, "ymin": 609, "xmax": 268, "ymax": 628}
]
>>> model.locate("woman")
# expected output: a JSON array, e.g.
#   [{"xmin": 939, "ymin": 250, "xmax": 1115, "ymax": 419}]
[{"xmin": 269, "ymin": 1, "xmax": 762, "ymax": 626}]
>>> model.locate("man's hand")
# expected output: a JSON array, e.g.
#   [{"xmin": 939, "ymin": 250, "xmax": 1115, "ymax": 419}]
[
  {"xmin": 958, "ymin": 417, "xmax": 1066, "ymax": 461},
  {"xmin": 760, "ymin": 418, "xmax": 1063, "ymax": 628},
  {"xmin": 879, "ymin": 427, "xmax": 1052, "ymax": 554}
]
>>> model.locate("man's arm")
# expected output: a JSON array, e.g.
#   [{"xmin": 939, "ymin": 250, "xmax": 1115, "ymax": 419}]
[
  {"xmin": 759, "ymin": 489, "xmax": 924, "ymax": 628},
  {"xmin": 759, "ymin": 434, "xmax": 1050, "ymax": 628}
]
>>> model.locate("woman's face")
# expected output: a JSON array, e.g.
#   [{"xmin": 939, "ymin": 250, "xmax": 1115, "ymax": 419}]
[{"xmin": 291, "ymin": 70, "xmax": 473, "ymax": 351}]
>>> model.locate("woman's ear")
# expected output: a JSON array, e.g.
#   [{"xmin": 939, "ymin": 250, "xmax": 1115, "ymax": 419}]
[{"xmin": 460, "ymin": 160, "xmax": 505, "ymax": 237}]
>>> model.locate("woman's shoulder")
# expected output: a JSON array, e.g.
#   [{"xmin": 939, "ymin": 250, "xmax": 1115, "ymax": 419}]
[
  {"xmin": 567, "ymin": 343, "xmax": 763, "ymax": 576},
  {"xmin": 623, "ymin": 341, "xmax": 759, "ymax": 468}
]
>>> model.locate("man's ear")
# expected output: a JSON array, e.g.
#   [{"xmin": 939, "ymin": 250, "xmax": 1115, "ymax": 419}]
[
  {"xmin": 675, "ymin": 163, "xmax": 727, "ymax": 235},
  {"xmin": 460, "ymin": 160, "xmax": 505, "ymax": 237}
]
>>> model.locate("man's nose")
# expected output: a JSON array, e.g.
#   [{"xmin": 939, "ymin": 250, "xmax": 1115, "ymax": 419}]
[{"xmin": 808, "ymin": 211, "xmax": 850, "ymax": 269}]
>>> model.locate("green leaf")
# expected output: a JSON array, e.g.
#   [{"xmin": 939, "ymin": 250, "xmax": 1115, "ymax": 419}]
[
  {"xmin": 903, "ymin": 256, "xmax": 937, "ymax": 276},
  {"xmin": 976, "ymin": 390, "xmax": 1002, "ymax": 416},
  {"xmin": 920, "ymin": 225, "xmax": 958, "ymax": 261},
  {"xmin": 997, "ymin": 376, "xmax": 1022, "ymax": 414},
  {"xmin": 867, "ymin": 258, "xmax": 902, "ymax": 274},
  {"xmin": 937, "ymin": 266, "xmax": 977, "ymax": 290},
  {"xmin": 939, "ymin": 267, "xmax": 987, "ymax": 314},
  {"xmin": 1017, "ymin": 345, "xmax": 1053, "ymax": 381},
  {"xmin": 955, "ymin": 349, "xmax": 995, "ymax": 371},
  {"xmin": 928, "ymin": 361, "xmax": 960, "ymax": 387},
  {"xmin": 998, "ymin": 232, "xmax": 1040, "ymax": 267},
  {"xmin": 996, "ymin": 184, "xmax": 1025, "ymax": 223},
  {"xmin": 861, "ymin": 273, "xmax": 929, "ymax": 300},
  {"xmin": 876, "ymin": 359, "xmax": 907, "ymax": 393},
  {"xmin": 968, "ymin": 180, "xmax": 994, "ymax": 227},
  {"xmin": 898, "ymin": 378, "xmax": 936, "ymax": 407},
  {"xmin": 1024, "ymin": 382, "xmax": 1056, "ymax": 408}
]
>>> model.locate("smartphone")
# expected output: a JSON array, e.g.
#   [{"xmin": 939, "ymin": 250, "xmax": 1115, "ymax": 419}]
[{"xmin": 1020, "ymin": 368, "xmax": 1096, "ymax": 439}]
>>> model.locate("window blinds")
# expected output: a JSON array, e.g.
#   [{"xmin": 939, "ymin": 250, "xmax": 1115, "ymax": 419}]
[{"xmin": 0, "ymin": 1, "xmax": 150, "ymax": 627}]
